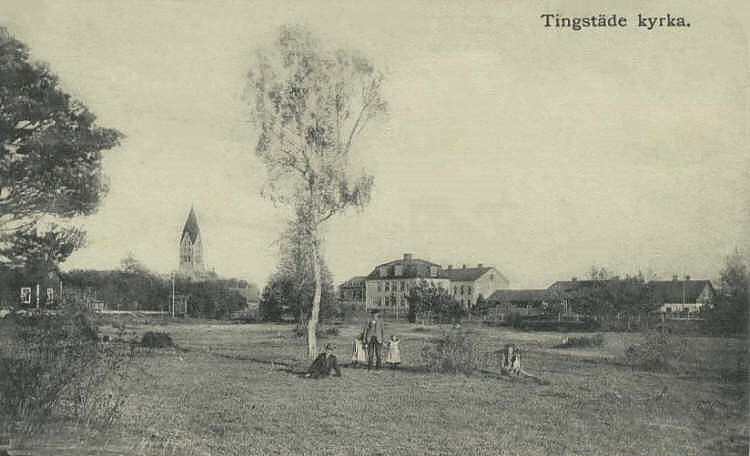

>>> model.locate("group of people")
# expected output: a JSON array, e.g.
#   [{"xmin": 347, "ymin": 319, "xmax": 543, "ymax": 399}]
[{"xmin": 305, "ymin": 310, "xmax": 401, "ymax": 379}]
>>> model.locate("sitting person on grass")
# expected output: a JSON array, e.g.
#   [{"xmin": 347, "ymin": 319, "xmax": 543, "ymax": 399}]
[{"xmin": 305, "ymin": 343, "xmax": 342, "ymax": 378}]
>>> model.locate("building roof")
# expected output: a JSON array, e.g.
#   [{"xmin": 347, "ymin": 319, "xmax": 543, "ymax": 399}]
[
  {"xmin": 340, "ymin": 276, "xmax": 367, "ymax": 288},
  {"xmin": 489, "ymin": 289, "xmax": 550, "ymax": 303},
  {"xmin": 181, "ymin": 207, "xmax": 201, "ymax": 243},
  {"xmin": 548, "ymin": 280, "xmax": 604, "ymax": 291},
  {"xmin": 648, "ymin": 280, "xmax": 713, "ymax": 303},
  {"xmin": 441, "ymin": 266, "xmax": 497, "ymax": 282},
  {"xmin": 366, "ymin": 255, "xmax": 441, "ymax": 280}
]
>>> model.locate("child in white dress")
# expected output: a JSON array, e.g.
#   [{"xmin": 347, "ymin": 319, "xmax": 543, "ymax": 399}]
[
  {"xmin": 385, "ymin": 335, "xmax": 401, "ymax": 369},
  {"xmin": 351, "ymin": 335, "xmax": 366, "ymax": 367}
]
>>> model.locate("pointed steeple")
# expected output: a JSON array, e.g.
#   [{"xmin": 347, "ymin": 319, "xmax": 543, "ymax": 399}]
[{"xmin": 181, "ymin": 205, "xmax": 201, "ymax": 244}]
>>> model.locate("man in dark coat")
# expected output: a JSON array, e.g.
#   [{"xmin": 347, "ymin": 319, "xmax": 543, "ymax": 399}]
[
  {"xmin": 306, "ymin": 343, "xmax": 342, "ymax": 379},
  {"xmin": 363, "ymin": 310, "xmax": 385, "ymax": 369}
]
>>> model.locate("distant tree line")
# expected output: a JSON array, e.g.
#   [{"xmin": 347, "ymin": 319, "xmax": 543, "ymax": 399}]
[{"xmin": 63, "ymin": 255, "xmax": 258, "ymax": 319}]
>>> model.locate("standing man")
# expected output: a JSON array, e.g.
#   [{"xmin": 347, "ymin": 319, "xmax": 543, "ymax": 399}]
[{"xmin": 364, "ymin": 309, "xmax": 384, "ymax": 369}]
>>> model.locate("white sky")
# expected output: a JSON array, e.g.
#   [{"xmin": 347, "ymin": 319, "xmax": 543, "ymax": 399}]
[{"xmin": 2, "ymin": 1, "xmax": 748, "ymax": 288}]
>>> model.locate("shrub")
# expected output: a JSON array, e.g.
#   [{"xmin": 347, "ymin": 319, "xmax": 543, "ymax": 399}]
[
  {"xmin": 421, "ymin": 329, "xmax": 482, "ymax": 374},
  {"xmin": 140, "ymin": 331, "xmax": 174, "ymax": 348},
  {"xmin": 625, "ymin": 333, "xmax": 686, "ymax": 371},
  {"xmin": 0, "ymin": 302, "xmax": 133, "ymax": 445},
  {"xmin": 554, "ymin": 334, "xmax": 605, "ymax": 349}
]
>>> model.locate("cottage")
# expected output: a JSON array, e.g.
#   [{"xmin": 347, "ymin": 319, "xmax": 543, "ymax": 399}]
[
  {"xmin": 0, "ymin": 264, "xmax": 62, "ymax": 309},
  {"xmin": 649, "ymin": 276, "xmax": 714, "ymax": 314}
]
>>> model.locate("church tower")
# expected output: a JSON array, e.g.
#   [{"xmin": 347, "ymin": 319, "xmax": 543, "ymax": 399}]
[{"xmin": 178, "ymin": 206, "xmax": 204, "ymax": 275}]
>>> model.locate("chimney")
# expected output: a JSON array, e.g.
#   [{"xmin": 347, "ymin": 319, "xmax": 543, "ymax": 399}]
[
  {"xmin": 447, "ymin": 265, "xmax": 453, "ymax": 270},
  {"xmin": 462, "ymin": 264, "xmax": 467, "ymax": 269},
  {"xmin": 572, "ymin": 277, "xmax": 577, "ymax": 282},
  {"xmin": 672, "ymin": 275, "xmax": 678, "ymax": 282},
  {"xmin": 685, "ymin": 275, "xmax": 690, "ymax": 281},
  {"xmin": 403, "ymin": 253, "xmax": 413, "ymax": 262},
  {"xmin": 477, "ymin": 263, "xmax": 483, "ymax": 268}
]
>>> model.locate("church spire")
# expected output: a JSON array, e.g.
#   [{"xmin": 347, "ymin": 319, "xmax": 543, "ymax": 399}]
[
  {"xmin": 178, "ymin": 205, "xmax": 204, "ymax": 276},
  {"xmin": 181, "ymin": 205, "xmax": 201, "ymax": 244}
]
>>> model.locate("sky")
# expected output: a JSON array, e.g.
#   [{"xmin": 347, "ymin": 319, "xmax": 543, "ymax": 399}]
[{"xmin": 1, "ymin": 0, "xmax": 748, "ymax": 288}]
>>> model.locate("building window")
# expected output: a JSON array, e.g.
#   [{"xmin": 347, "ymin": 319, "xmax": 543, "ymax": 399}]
[
  {"xmin": 430, "ymin": 266, "xmax": 438, "ymax": 277},
  {"xmin": 467, "ymin": 286, "xmax": 472, "ymax": 295},
  {"xmin": 379, "ymin": 266, "xmax": 388, "ymax": 277},
  {"xmin": 385, "ymin": 281, "xmax": 390, "ymax": 292},
  {"xmin": 400, "ymin": 281, "xmax": 405, "ymax": 291},
  {"xmin": 454, "ymin": 286, "xmax": 457, "ymax": 295},
  {"xmin": 377, "ymin": 282, "xmax": 382, "ymax": 292},
  {"xmin": 395, "ymin": 265, "xmax": 403, "ymax": 276},
  {"xmin": 460, "ymin": 285, "xmax": 465, "ymax": 295},
  {"xmin": 20, "ymin": 287, "xmax": 32, "ymax": 304},
  {"xmin": 46, "ymin": 288, "xmax": 54, "ymax": 303},
  {"xmin": 490, "ymin": 274, "xmax": 494, "ymax": 281}
]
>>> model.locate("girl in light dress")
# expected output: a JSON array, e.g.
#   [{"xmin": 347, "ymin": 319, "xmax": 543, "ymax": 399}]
[
  {"xmin": 351, "ymin": 334, "xmax": 367, "ymax": 367},
  {"xmin": 385, "ymin": 334, "xmax": 401, "ymax": 369}
]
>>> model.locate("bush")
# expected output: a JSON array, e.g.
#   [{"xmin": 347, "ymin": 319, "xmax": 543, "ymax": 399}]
[
  {"xmin": 421, "ymin": 329, "xmax": 482, "ymax": 374},
  {"xmin": 140, "ymin": 331, "xmax": 174, "ymax": 348},
  {"xmin": 625, "ymin": 333, "xmax": 686, "ymax": 371},
  {"xmin": 554, "ymin": 334, "xmax": 605, "ymax": 349},
  {"xmin": 0, "ymin": 303, "xmax": 133, "ymax": 445}
]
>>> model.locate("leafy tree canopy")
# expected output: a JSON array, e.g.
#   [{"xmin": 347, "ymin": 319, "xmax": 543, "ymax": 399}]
[{"xmin": 0, "ymin": 27, "xmax": 122, "ymax": 267}]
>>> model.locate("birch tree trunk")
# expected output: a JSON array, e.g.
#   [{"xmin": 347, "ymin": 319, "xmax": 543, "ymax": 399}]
[{"xmin": 307, "ymin": 237, "xmax": 322, "ymax": 359}]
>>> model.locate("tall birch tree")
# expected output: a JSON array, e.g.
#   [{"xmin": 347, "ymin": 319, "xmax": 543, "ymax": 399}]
[{"xmin": 247, "ymin": 26, "xmax": 386, "ymax": 358}]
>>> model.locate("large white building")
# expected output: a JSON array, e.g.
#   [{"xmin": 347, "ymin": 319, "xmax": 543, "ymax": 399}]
[{"xmin": 364, "ymin": 253, "xmax": 509, "ymax": 313}]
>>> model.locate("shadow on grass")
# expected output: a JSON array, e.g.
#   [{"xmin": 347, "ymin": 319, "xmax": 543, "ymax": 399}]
[{"xmin": 203, "ymin": 349, "xmax": 552, "ymax": 384}]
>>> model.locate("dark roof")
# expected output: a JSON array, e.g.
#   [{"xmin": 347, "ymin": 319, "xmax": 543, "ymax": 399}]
[
  {"xmin": 648, "ymin": 280, "xmax": 714, "ymax": 303},
  {"xmin": 489, "ymin": 289, "xmax": 550, "ymax": 303},
  {"xmin": 441, "ymin": 267, "xmax": 496, "ymax": 282},
  {"xmin": 548, "ymin": 280, "xmax": 604, "ymax": 291},
  {"xmin": 181, "ymin": 207, "xmax": 201, "ymax": 243},
  {"xmin": 366, "ymin": 257, "xmax": 441, "ymax": 280},
  {"xmin": 340, "ymin": 276, "xmax": 367, "ymax": 288}
]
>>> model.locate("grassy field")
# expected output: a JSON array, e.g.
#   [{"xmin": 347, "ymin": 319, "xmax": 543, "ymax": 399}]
[{"xmin": 21, "ymin": 319, "xmax": 750, "ymax": 455}]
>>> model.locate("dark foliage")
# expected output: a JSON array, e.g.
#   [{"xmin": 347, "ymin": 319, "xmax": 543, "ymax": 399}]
[
  {"xmin": 62, "ymin": 267, "xmax": 254, "ymax": 318},
  {"xmin": 625, "ymin": 333, "xmax": 686, "ymax": 372},
  {"xmin": 140, "ymin": 331, "xmax": 174, "ymax": 348},
  {"xmin": 406, "ymin": 280, "xmax": 466, "ymax": 323},
  {"xmin": 703, "ymin": 251, "xmax": 749, "ymax": 335},
  {"xmin": 0, "ymin": 302, "xmax": 132, "ymax": 442},
  {"xmin": 421, "ymin": 329, "xmax": 482, "ymax": 374},
  {"xmin": 0, "ymin": 27, "xmax": 122, "ymax": 266}
]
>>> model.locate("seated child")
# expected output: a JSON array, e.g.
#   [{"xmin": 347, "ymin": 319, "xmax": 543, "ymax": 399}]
[
  {"xmin": 306, "ymin": 343, "xmax": 342, "ymax": 378},
  {"xmin": 510, "ymin": 348, "xmax": 521, "ymax": 375},
  {"xmin": 351, "ymin": 335, "xmax": 367, "ymax": 367},
  {"xmin": 385, "ymin": 335, "xmax": 401, "ymax": 368}
]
